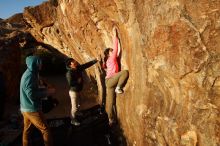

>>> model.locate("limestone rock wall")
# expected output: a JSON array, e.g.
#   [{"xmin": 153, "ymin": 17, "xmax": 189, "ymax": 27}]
[{"xmin": 23, "ymin": 0, "xmax": 220, "ymax": 145}]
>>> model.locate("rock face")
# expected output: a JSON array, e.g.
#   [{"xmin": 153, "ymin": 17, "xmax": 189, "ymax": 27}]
[
  {"xmin": 23, "ymin": 0, "xmax": 220, "ymax": 145},
  {"xmin": 0, "ymin": 14, "xmax": 25, "ymax": 101},
  {"xmin": 0, "ymin": 14, "xmax": 40, "ymax": 102}
]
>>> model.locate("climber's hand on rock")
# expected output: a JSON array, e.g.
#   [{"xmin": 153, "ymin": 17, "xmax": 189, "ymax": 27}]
[{"xmin": 96, "ymin": 55, "xmax": 102, "ymax": 62}]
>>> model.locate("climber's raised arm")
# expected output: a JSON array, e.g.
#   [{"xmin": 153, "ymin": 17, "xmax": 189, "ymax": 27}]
[{"xmin": 111, "ymin": 27, "xmax": 119, "ymax": 59}]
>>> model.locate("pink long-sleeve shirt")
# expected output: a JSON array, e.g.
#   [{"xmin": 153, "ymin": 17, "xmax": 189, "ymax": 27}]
[{"xmin": 106, "ymin": 37, "xmax": 119, "ymax": 79}]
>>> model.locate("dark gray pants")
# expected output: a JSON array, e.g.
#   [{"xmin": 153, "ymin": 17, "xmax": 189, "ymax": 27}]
[{"xmin": 105, "ymin": 70, "xmax": 129, "ymax": 120}]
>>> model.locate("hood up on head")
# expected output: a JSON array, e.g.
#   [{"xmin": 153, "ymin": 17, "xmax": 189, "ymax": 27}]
[{"xmin": 26, "ymin": 56, "xmax": 42, "ymax": 72}]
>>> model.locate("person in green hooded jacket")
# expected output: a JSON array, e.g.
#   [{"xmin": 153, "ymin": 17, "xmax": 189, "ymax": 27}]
[
  {"xmin": 20, "ymin": 55, "xmax": 55, "ymax": 146},
  {"xmin": 66, "ymin": 58, "xmax": 97, "ymax": 126}
]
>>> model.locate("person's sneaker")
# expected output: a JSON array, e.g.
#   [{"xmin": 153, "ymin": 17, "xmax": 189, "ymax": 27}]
[
  {"xmin": 109, "ymin": 119, "xmax": 114, "ymax": 126},
  {"xmin": 115, "ymin": 87, "xmax": 123, "ymax": 94},
  {"xmin": 109, "ymin": 118, "xmax": 117, "ymax": 127},
  {"xmin": 71, "ymin": 119, "xmax": 80, "ymax": 126}
]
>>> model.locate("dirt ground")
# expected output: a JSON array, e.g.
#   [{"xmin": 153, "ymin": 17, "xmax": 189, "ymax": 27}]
[{"xmin": 43, "ymin": 74, "xmax": 98, "ymax": 119}]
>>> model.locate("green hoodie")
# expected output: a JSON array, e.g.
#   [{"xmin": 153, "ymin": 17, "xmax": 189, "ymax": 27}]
[{"xmin": 20, "ymin": 56, "xmax": 47, "ymax": 112}]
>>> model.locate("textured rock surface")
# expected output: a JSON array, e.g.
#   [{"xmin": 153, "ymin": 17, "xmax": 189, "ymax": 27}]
[
  {"xmin": 23, "ymin": 0, "xmax": 220, "ymax": 145},
  {"xmin": 0, "ymin": 14, "xmax": 41, "ymax": 102},
  {"xmin": 0, "ymin": 14, "xmax": 25, "ymax": 101}
]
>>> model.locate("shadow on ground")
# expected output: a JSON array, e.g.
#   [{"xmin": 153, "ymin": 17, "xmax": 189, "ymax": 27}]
[{"xmin": 6, "ymin": 105, "xmax": 127, "ymax": 146}]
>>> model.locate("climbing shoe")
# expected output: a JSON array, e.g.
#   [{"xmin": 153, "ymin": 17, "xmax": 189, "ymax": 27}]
[
  {"xmin": 71, "ymin": 118, "xmax": 80, "ymax": 126},
  {"xmin": 109, "ymin": 118, "xmax": 117, "ymax": 127},
  {"xmin": 115, "ymin": 87, "xmax": 123, "ymax": 94}
]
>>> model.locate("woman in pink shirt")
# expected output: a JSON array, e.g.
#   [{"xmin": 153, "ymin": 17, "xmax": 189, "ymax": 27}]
[{"xmin": 103, "ymin": 27, "xmax": 129, "ymax": 125}]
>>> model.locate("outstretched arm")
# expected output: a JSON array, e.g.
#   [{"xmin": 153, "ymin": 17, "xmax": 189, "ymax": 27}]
[
  {"xmin": 78, "ymin": 59, "xmax": 98, "ymax": 70},
  {"xmin": 111, "ymin": 27, "xmax": 120, "ymax": 58},
  {"xmin": 117, "ymin": 37, "xmax": 121, "ymax": 57}
]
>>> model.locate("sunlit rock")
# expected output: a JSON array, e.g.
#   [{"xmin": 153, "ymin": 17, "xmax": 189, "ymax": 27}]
[{"xmin": 21, "ymin": 0, "xmax": 220, "ymax": 145}]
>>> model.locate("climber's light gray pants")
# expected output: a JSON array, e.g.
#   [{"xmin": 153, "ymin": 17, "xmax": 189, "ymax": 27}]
[
  {"xmin": 69, "ymin": 90, "xmax": 79, "ymax": 119},
  {"xmin": 105, "ymin": 70, "xmax": 129, "ymax": 120}
]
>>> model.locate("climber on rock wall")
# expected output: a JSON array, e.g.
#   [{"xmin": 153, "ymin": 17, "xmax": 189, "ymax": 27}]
[{"xmin": 102, "ymin": 26, "xmax": 129, "ymax": 126}]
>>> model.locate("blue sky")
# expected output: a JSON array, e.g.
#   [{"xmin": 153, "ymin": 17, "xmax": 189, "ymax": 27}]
[{"xmin": 0, "ymin": 0, "xmax": 46, "ymax": 19}]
